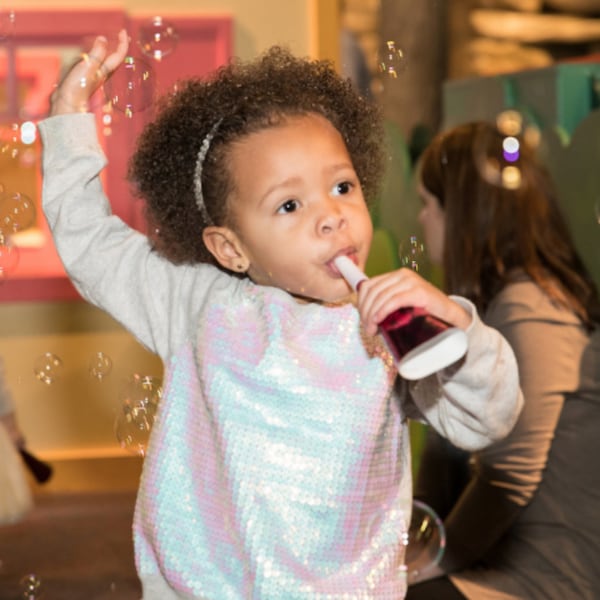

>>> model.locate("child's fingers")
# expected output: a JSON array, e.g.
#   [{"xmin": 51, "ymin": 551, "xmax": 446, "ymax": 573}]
[
  {"xmin": 50, "ymin": 31, "xmax": 129, "ymax": 115},
  {"xmin": 101, "ymin": 29, "xmax": 130, "ymax": 76},
  {"xmin": 86, "ymin": 30, "xmax": 129, "ymax": 79},
  {"xmin": 358, "ymin": 269, "xmax": 470, "ymax": 333},
  {"xmin": 357, "ymin": 270, "xmax": 415, "ymax": 334},
  {"xmin": 358, "ymin": 270, "xmax": 430, "ymax": 330}
]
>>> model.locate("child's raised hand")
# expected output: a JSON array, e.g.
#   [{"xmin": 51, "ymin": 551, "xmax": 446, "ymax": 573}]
[
  {"xmin": 356, "ymin": 268, "xmax": 471, "ymax": 337},
  {"xmin": 50, "ymin": 29, "xmax": 129, "ymax": 116}
]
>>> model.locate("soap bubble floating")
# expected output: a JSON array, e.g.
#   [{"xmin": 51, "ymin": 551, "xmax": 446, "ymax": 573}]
[
  {"xmin": 0, "ymin": 122, "xmax": 21, "ymax": 159},
  {"xmin": 0, "ymin": 191, "xmax": 36, "ymax": 233},
  {"xmin": 105, "ymin": 55, "xmax": 155, "ymax": 118},
  {"xmin": 399, "ymin": 235, "xmax": 426, "ymax": 272},
  {"xmin": 88, "ymin": 351, "xmax": 113, "ymax": 380},
  {"xmin": 33, "ymin": 353, "xmax": 63, "ymax": 385},
  {"xmin": 378, "ymin": 39, "xmax": 407, "ymax": 79},
  {"xmin": 19, "ymin": 572, "xmax": 44, "ymax": 599},
  {"xmin": 138, "ymin": 16, "xmax": 179, "ymax": 61},
  {"xmin": 403, "ymin": 499, "xmax": 446, "ymax": 583},
  {"xmin": 115, "ymin": 374, "xmax": 162, "ymax": 456}
]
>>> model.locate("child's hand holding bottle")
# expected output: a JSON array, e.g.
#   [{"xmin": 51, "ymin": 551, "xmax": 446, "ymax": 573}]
[
  {"xmin": 335, "ymin": 256, "xmax": 470, "ymax": 379},
  {"xmin": 50, "ymin": 29, "xmax": 129, "ymax": 116}
]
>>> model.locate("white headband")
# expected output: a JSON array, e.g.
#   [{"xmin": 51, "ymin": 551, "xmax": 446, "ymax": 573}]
[{"xmin": 193, "ymin": 120, "xmax": 222, "ymax": 226}]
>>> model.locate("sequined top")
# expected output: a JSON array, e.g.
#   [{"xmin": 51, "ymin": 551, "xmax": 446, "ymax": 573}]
[{"xmin": 40, "ymin": 114, "xmax": 522, "ymax": 599}]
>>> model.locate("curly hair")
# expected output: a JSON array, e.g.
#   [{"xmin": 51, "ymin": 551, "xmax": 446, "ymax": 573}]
[{"xmin": 128, "ymin": 46, "xmax": 385, "ymax": 265}]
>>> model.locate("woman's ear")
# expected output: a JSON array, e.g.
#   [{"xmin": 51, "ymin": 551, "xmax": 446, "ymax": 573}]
[{"xmin": 202, "ymin": 226, "xmax": 250, "ymax": 273}]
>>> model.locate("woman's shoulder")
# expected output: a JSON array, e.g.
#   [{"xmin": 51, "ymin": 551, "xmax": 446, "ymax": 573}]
[{"xmin": 486, "ymin": 275, "xmax": 581, "ymax": 328}]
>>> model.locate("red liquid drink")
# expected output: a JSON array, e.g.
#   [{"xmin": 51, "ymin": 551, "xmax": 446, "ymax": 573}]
[{"xmin": 334, "ymin": 256, "xmax": 467, "ymax": 380}]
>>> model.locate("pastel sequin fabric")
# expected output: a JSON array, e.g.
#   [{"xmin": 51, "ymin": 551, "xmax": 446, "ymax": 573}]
[{"xmin": 134, "ymin": 284, "xmax": 411, "ymax": 599}]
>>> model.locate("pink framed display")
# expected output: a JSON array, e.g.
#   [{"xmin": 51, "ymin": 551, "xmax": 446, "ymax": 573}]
[{"xmin": 0, "ymin": 10, "xmax": 232, "ymax": 302}]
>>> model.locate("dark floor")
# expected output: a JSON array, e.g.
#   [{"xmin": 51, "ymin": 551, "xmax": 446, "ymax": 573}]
[{"xmin": 0, "ymin": 491, "xmax": 142, "ymax": 600}]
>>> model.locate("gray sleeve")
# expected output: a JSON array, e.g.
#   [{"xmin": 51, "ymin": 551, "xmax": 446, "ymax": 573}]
[
  {"xmin": 39, "ymin": 113, "xmax": 226, "ymax": 360},
  {"xmin": 406, "ymin": 296, "xmax": 523, "ymax": 452}
]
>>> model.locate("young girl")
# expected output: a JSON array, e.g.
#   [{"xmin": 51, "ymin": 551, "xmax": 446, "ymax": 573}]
[
  {"xmin": 40, "ymin": 32, "xmax": 522, "ymax": 599},
  {"xmin": 409, "ymin": 121, "xmax": 600, "ymax": 599}
]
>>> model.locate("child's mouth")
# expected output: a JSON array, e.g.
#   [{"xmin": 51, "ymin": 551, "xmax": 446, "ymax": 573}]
[{"xmin": 327, "ymin": 249, "xmax": 358, "ymax": 277}]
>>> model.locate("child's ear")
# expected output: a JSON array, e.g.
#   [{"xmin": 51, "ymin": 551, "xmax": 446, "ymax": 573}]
[{"xmin": 202, "ymin": 226, "xmax": 250, "ymax": 273}]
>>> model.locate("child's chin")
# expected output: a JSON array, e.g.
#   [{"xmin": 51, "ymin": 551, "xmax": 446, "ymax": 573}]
[{"xmin": 323, "ymin": 288, "xmax": 355, "ymax": 305}]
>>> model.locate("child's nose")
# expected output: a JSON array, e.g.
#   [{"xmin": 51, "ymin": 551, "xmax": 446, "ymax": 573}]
[{"xmin": 317, "ymin": 199, "xmax": 347, "ymax": 234}]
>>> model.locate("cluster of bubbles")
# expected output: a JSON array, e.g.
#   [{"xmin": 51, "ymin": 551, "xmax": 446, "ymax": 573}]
[
  {"xmin": 31, "ymin": 350, "xmax": 161, "ymax": 455},
  {"xmin": 45, "ymin": 16, "xmax": 178, "ymax": 121},
  {"xmin": 84, "ymin": 16, "xmax": 178, "ymax": 120},
  {"xmin": 33, "ymin": 351, "xmax": 113, "ymax": 385},
  {"xmin": 114, "ymin": 374, "xmax": 162, "ymax": 456},
  {"xmin": 378, "ymin": 40, "xmax": 406, "ymax": 79},
  {"xmin": 399, "ymin": 235, "xmax": 426, "ymax": 272},
  {"xmin": 0, "ymin": 14, "xmax": 181, "ymax": 283}
]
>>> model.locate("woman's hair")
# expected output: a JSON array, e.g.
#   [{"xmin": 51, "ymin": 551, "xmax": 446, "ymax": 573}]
[
  {"xmin": 128, "ymin": 45, "xmax": 385, "ymax": 266},
  {"xmin": 419, "ymin": 120, "xmax": 600, "ymax": 328}
]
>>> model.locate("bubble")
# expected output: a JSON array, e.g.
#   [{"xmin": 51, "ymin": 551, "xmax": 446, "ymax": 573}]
[
  {"xmin": 0, "ymin": 231, "xmax": 19, "ymax": 278},
  {"xmin": 114, "ymin": 374, "xmax": 162, "ymax": 456},
  {"xmin": 33, "ymin": 353, "xmax": 63, "ymax": 385},
  {"xmin": 105, "ymin": 55, "xmax": 155, "ymax": 118},
  {"xmin": 0, "ymin": 191, "xmax": 35, "ymax": 233},
  {"xmin": 138, "ymin": 16, "xmax": 179, "ymax": 61},
  {"xmin": 88, "ymin": 351, "xmax": 113, "ymax": 380},
  {"xmin": 19, "ymin": 573, "xmax": 44, "ymax": 599},
  {"xmin": 473, "ymin": 110, "xmax": 541, "ymax": 190},
  {"xmin": 378, "ymin": 40, "xmax": 407, "ymax": 79},
  {"xmin": 403, "ymin": 499, "xmax": 446, "ymax": 584},
  {"xmin": 399, "ymin": 235, "xmax": 426, "ymax": 272},
  {"xmin": 0, "ymin": 9, "xmax": 15, "ymax": 42},
  {"xmin": 0, "ymin": 122, "xmax": 21, "ymax": 159}
]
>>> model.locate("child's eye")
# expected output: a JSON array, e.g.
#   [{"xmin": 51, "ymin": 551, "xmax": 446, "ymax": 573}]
[
  {"xmin": 332, "ymin": 181, "xmax": 353, "ymax": 196},
  {"xmin": 277, "ymin": 199, "xmax": 299, "ymax": 214}
]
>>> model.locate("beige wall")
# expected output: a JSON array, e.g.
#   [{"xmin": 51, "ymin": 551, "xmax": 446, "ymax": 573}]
[{"xmin": 1, "ymin": 0, "xmax": 339, "ymax": 468}]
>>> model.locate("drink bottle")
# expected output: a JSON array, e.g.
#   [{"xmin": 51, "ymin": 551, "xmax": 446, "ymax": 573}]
[{"xmin": 335, "ymin": 255, "xmax": 467, "ymax": 380}]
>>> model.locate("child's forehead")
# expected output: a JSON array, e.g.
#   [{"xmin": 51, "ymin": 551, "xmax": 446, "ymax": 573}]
[{"xmin": 228, "ymin": 112, "xmax": 342, "ymax": 151}]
